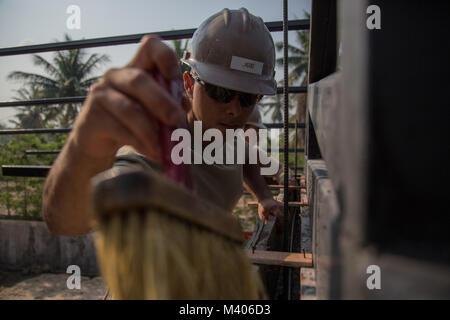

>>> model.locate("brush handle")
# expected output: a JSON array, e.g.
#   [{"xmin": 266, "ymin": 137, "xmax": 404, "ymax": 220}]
[{"xmin": 152, "ymin": 71, "xmax": 193, "ymax": 190}]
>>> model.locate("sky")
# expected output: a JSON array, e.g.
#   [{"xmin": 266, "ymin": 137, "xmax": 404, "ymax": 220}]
[{"xmin": 0, "ymin": 0, "xmax": 311, "ymax": 126}]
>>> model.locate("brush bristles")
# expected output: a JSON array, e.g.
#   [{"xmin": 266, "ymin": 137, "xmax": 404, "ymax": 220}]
[{"xmin": 95, "ymin": 209, "xmax": 266, "ymax": 300}]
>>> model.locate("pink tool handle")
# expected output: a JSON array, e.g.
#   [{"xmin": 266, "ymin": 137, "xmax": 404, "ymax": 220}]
[{"xmin": 152, "ymin": 71, "xmax": 193, "ymax": 190}]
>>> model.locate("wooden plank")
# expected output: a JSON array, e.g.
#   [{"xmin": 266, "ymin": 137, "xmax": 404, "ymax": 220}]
[
  {"xmin": 267, "ymin": 185, "xmax": 301, "ymax": 189},
  {"xmin": 247, "ymin": 201, "xmax": 306, "ymax": 207},
  {"xmin": 246, "ymin": 250, "xmax": 313, "ymax": 268}
]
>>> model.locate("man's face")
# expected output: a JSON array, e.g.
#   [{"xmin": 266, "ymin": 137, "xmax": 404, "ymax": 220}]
[{"xmin": 183, "ymin": 72, "xmax": 255, "ymax": 135}]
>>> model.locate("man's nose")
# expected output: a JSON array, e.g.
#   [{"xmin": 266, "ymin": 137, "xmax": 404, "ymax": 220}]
[{"xmin": 225, "ymin": 96, "xmax": 242, "ymax": 117}]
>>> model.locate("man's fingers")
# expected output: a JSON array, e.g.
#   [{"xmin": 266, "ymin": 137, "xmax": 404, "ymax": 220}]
[
  {"xmin": 94, "ymin": 85, "xmax": 161, "ymax": 160},
  {"xmin": 127, "ymin": 35, "xmax": 181, "ymax": 80},
  {"xmin": 103, "ymin": 67, "xmax": 184, "ymax": 126},
  {"xmin": 259, "ymin": 200, "xmax": 286, "ymax": 227},
  {"xmin": 78, "ymin": 97, "xmax": 145, "ymax": 158}
]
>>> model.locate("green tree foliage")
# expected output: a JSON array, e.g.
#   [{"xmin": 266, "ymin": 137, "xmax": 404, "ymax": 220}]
[
  {"xmin": 257, "ymin": 12, "xmax": 310, "ymax": 169},
  {"xmin": 7, "ymin": 34, "xmax": 110, "ymax": 128},
  {"xmin": 274, "ymin": 29, "xmax": 309, "ymax": 85},
  {"xmin": 258, "ymin": 93, "xmax": 296, "ymax": 123},
  {"xmin": 8, "ymin": 84, "xmax": 47, "ymax": 129},
  {"xmin": 0, "ymin": 133, "xmax": 67, "ymax": 218},
  {"xmin": 259, "ymin": 11, "xmax": 310, "ymax": 124},
  {"xmin": 1, "ymin": 34, "xmax": 110, "ymax": 219}
]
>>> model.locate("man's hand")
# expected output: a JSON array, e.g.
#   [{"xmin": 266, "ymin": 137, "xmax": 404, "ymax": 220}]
[
  {"xmin": 258, "ymin": 197, "xmax": 284, "ymax": 231},
  {"xmin": 71, "ymin": 34, "xmax": 191, "ymax": 163},
  {"xmin": 43, "ymin": 35, "xmax": 191, "ymax": 235}
]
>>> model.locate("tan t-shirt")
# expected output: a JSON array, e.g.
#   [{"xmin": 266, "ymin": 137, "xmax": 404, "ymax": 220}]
[{"xmin": 114, "ymin": 145, "xmax": 243, "ymax": 213}]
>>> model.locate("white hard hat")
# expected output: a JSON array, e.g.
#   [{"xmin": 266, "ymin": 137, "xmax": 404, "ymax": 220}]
[{"xmin": 181, "ymin": 8, "xmax": 277, "ymax": 95}]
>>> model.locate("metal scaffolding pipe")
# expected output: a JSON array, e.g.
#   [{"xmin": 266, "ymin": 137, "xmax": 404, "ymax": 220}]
[
  {"xmin": 0, "ymin": 20, "xmax": 310, "ymax": 57},
  {"xmin": 0, "ymin": 87, "xmax": 306, "ymax": 108}
]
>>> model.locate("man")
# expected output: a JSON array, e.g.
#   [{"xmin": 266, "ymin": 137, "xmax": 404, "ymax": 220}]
[{"xmin": 42, "ymin": 8, "xmax": 283, "ymax": 235}]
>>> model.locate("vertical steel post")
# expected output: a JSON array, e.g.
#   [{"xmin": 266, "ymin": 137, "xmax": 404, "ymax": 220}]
[{"xmin": 283, "ymin": 0, "xmax": 291, "ymax": 300}]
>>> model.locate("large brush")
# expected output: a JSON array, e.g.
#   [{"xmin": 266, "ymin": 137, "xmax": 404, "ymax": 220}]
[{"xmin": 90, "ymin": 72, "xmax": 266, "ymax": 299}]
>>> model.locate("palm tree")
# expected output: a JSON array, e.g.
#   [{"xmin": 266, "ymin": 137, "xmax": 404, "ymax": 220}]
[
  {"xmin": 7, "ymin": 34, "xmax": 110, "ymax": 128},
  {"xmin": 275, "ymin": 32, "xmax": 309, "ymax": 86},
  {"xmin": 8, "ymin": 84, "xmax": 47, "ymax": 129},
  {"xmin": 275, "ymin": 11, "xmax": 310, "ymax": 85},
  {"xmin": 258, "ymin": 94, "xmax": 296, "ymax": 123},
  {"xmin": 262, "ymin": 12, "xmax": 309, "ymax": 125}
]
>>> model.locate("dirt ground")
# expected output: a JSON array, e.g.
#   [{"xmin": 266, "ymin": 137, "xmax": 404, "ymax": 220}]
[{"xmin": 0, "ymin": 271, "xmax": 106, "ymax": 300}]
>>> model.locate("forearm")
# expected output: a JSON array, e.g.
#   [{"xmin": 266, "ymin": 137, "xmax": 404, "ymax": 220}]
[
  {"xmin": 243, "ymin": 163, "xmax": 273, "ymax": 201},
  {"xmin": 42, "ymin": 135, "xmax": 115, "ymax": 235}
]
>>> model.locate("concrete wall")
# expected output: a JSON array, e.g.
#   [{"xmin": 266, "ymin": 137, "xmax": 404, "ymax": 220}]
[
  {"xmin": 306, "ymin": 157, "xmax": 450, "ymax": 299},
  {"xmin": 0, "ymin": 219, "xmax": 99, "ymax": 276},
  {"xmin": 306, "ymin": 159, "xmax": 341, "ymax": 299}
]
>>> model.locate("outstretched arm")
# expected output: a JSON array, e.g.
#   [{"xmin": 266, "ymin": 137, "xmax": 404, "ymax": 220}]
[
  {"xmin": 243, "ymin": 163, "xmax": 284, "ymax": 227},
  {"xmin": 42, "ymin": 35, "xmax": 188, "ymax": 235}
]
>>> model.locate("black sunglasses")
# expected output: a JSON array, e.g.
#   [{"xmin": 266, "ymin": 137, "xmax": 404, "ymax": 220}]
[{"xmin": 190, "ymin": 73, "xmax": 262, "ymax": 107}]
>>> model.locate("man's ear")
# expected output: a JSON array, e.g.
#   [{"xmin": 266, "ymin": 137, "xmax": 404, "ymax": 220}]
[{"xmin": 183, "ymin": 71, "xmax": 194, "ymax": 99}]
